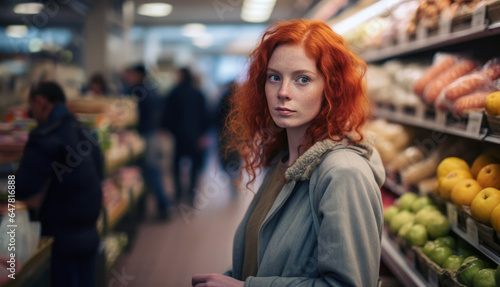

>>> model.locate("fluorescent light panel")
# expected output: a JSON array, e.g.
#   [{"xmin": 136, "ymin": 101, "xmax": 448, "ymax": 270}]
[
  {"xmin": 137, "ymin": 3, "xmax": 172, "ymax": 17},
  {"xmin": 14, "ymin": 3, "xmax": 44, "ymax": 14},
  {"xmin": 241, "ymin": 0, "xmax": 276, "ymax": 23}
]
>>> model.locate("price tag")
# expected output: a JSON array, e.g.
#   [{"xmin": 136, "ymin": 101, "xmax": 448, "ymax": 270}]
[
  {"xmin": 466, "ymin": 112, "xmax": 483, "ymax": 136},
  {"xmin": 436, "ymin": 110, "xmax": 447, "ymax": 126},
  {"xmin": 438, "ymin": 18, "xmax": 452, "ymax": 35},
  {"xmin": 416, "ymin": 24, "xmax": 427, "ymax": 41},
  {"xmin": 406, "ymin": 249, "xmax": 416, "ymax": 269},
  {"xmin": 447, "ymin": 203, "xmax": 458, "ymax": 229},
  {"xmin": 416, "ymin": 103, "xmax": 425, "ymax": 119},
  {"xmin": 472, "ymin": 5, "xmax": 487, "ymax": 27},
  {"xmin": 466, "ymin": 218, "xmax": 479, "ymax": 245},
  {"xmin": 398, "ymin": 29, "xmax": 409, "ymax": 45},
  {"xmin": 428, "ymin": 268, "xmax": 439, "ymax": 287}
]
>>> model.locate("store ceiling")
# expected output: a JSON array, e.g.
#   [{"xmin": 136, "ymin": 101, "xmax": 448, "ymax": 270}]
[{"xmin": 0, "ymin": 0, "xmax": 320, "ymax": 27}]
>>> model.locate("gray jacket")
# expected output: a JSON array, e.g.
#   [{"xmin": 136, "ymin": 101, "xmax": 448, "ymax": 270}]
[{"xmin": 225, "ymin": 137, "xmax": 385, "ymax": 286}]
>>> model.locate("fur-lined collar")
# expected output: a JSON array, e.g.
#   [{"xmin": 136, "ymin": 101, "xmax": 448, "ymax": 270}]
[{"xmin": 284, "ymin": 134, "xmax": 375, "ymax": 181}]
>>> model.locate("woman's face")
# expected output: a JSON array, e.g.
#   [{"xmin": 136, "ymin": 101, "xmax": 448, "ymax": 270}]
[{"xmin": 265, "ymin": 44, "xmax": 325, "ymax": 138}]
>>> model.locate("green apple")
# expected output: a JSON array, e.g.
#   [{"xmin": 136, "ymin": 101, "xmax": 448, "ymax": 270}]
[
  {"xmin": 472, "ymin": 268, "xmax": 496, "ymax": 287},
  {"xmin": 384, "ymin": 206, "xmax": 400, "ymax": 222},
  {"xmin": 429, "ymin": 245, "xmax": 453, "ymax": 267},
  {"xmin": 463, "ymin": 256, "xmax": 480, "ymax": 264},
  {"xmin": 423, "ymin": 241, "xmax": 442, "ymax": 257},
  {"xmin": 457, "ymin": 259, "xmax": 488, "ymax": 287},
  {"xmin": 389, "ymin": 210, "xmax": 415, "ymax": 233},
  {"xmin": 495, "ymin": 265, "xmax": 500, "ymax": 287},
  {"xmin": 411, "ymin": 196, "xmax": 433, "ymax": 213},
  {"xmin": 442, "ymin": 255, "xmax": 464, "ymax": 270},
  {"xmin": 405, "ymin": 224, "xmax": 428, "ymax": 246},
  {"xmin": 426, "ymin": 215, "xmax": 451, "ymax": 239},
  {"xmin": 398, "ymin": 193, "xmax": 418, "ymax": 210},
  {"xmin": 434, "ymin": 236, "xmax": 456, "ymax": 250},
  {"xmin": 398, "ymin": 221, "xmax": 414, "ymax": 238},
  {"xmin": 414, "ymin": 207, "xmax": 441, "ymax": 226}
]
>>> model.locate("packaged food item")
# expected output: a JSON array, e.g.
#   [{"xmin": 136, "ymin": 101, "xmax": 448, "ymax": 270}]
[
  {"xmin": 452, "ymin": 91, "xmax": 490, "ymax": 117},
  {"xmin": 413, "ymin": 54, "xmax": 456, "ymax": 97},
  {"xmin": 480, "ymin": 58, "xmax": 500, "ymax": 81},
  {"xmin": 435, "ymin": 58, "xmax": 500, "ymax": 111},
  {"xmin": 424, "ymin": 59, "xmax": 477, "ymax": 104},
  {"xmin": 387, "ymin": 146, "xmax": 426, "ymax": 174}
]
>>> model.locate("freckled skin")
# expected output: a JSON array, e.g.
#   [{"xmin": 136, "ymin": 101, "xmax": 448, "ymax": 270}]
[{"xmin": 265, "ymin": 44, "xmax": 325, "ymax": 142}]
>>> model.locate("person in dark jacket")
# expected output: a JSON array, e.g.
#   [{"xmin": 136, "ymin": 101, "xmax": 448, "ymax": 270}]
[
  {"xmin": 161, "ymin": 67, "xmax": 208, "ymax": 205},
  {"xmin": 216, "ymin": 81, "xmax": 240, "ymax": 198},
  {"xmin": 16, "ymin": 82, "xmax": 103, "ymax": 287},
  {"xmin": 123, "ymin": 64, "xmax": 171, "ymax": 220}
]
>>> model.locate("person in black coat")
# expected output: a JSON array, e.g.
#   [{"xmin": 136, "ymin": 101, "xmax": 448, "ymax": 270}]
[
  {"xmin": 161, "ymin": 67, "xmax": 208, "ymax": 205},
  {"xmin": 123, "ymin": 65, "xmax": 171, "ymax": 220},
  {"xmin": 16, "ymin": 82, "xmax": 103, "ymax": 287}
]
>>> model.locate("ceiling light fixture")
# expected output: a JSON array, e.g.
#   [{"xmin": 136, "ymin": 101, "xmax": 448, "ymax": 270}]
[
  {"xmin": 6, "ymin": 25, "xmax": 28, "ymax": 38},
  {"xmin": 241, "ymin": 0, "xmax": 276, "ymax": 23},
  {"xmin": 137, "ymin": 3, "xmax": 172, "ymax": 17},
  {"xmin": 332, "ymin": 0, "xmax": 405, "ymax": 35},
  {"xmin": 182, "ymin": 23, "xmax": 206, "ymax": 38},
  {"xmin": 13, "ymin": 3, "xmax": 44, "ymax": 14}
]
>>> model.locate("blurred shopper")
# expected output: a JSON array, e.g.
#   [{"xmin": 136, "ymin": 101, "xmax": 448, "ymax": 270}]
[
  {"xmin": 16, "ymin": 82, "xmax": 103, "ymax": 287},
  {"xmin": 123, "ymin": 64, "xmax": 171, "ymax": 220},
  {"xmin": 192, "ymin": 19, "xmax": 385, "ymax": 287},
  {"xmin": 83, "ymin": 73, "xmax": 109, "ymax": 97},
  {"xmin": 161, "ymin": 67, "xmax": 209, "ymax": 206},
  {"xmin": 216, "ymin": 81, "xmax": 240, "ymax": 199}
]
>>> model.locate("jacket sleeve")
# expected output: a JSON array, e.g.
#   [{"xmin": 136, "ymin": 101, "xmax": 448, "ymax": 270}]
[
  {"xmin": 15, "ymin": 140, "xmax": 54, "ymax": 199},
  {"xmin": 245, "ymin": 153, "xmax": 383, "ymax": 287}
]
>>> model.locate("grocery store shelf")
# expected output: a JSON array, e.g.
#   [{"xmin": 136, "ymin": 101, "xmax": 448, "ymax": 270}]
[
  {"xmin": 381, "ymin": 232, "xmax": 428, "ymax": 287},
  {"xmin": 363, "ymin": 23, "xmax": 500, "ymax": 63},
  {"xmin": 373, "ymin": 107, "xmax": 500, "ymax": 144},
  {"xmin": 485, "ymin": 134, "xmax": 500, "ymax": 144},
  {"xmin": 451, "ymin": 225, "xmax": 500, "ymax": 265}
]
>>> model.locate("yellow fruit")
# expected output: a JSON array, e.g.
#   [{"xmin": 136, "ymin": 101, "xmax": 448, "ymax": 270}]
[
  {"xmin": 439, "ymin": 169, "xmax": 473, "ymax": 200},
  {"xmin": 491, "ymin": 204, "xmax": 500, "ymax": 232},
  {"xmin": 471, "ymin": 154, "xmax": 500, "ymax": 179},
  {"xmin": 485, "ymin": 91, "xmax": 500, "ymax": 116},
  {"xmin": 471, "ymin": 188, "xmax": 500, "ymax": 224},
  {"xmin": 477, "ymin": 163, "xmax": 500, "ymax": 189},
  {"xmin": 437, "ymin": 157, "xmax": 469, "ymax": 181},
  {"xmin": 451, "ymin": 179, "xmax": 483, "ymax": 207}
]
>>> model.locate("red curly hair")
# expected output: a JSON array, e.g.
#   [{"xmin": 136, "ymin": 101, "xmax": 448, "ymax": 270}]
[{"xmin": 224, "ymin": 19, "xmax": 369, "ymax": 185}]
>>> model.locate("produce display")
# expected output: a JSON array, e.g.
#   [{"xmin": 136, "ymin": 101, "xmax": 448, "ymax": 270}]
[
  {"xmin": 101, "ymin": 167, "xmax": 144, "ymax": 229},
  {"xmin": 366, "ymin": 119, "xmax": 480, "ymax": 188},
  {"xmin": 384, "ymin": 193, "xmax": 500, "ymax": 286},
  {"xmin": 67, "ymin": 96, "xmax": 138, "ymax": 129}
]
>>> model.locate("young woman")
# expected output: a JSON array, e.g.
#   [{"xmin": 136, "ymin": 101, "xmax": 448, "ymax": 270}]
[{"xmin": 192, "ymin": 19, "xmax": 385, "ymax": 287}]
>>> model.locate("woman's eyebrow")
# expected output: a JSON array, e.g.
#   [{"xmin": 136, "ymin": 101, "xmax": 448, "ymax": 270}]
[{"xmin": 266, "ymin": 67, "xmax": 316, "ymax": 75}]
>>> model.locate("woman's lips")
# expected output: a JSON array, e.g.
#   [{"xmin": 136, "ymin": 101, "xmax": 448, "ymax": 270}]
[{"xmin": 276, "ymin": 107, "xmax": 295, "ymax": 116}]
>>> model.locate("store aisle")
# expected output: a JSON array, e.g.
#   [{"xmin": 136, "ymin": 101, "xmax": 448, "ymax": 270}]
[{"xmin": 113, "ymin": 136, "xmax": 258, "ymax": 287}]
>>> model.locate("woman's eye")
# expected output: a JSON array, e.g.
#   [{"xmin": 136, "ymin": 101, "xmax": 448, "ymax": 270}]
[
  {"xmin": 269, "ymin": 75, "xmax": 280, "ymax": 82},
  {"xmin": 298, "ymin": 76, "xmax": 310, "ymax": 84}
]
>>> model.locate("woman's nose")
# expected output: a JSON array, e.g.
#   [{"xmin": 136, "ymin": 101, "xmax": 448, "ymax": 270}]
[{"xmin": 278, "ymin": 81, "xmax": 290, "ymax": 100}]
